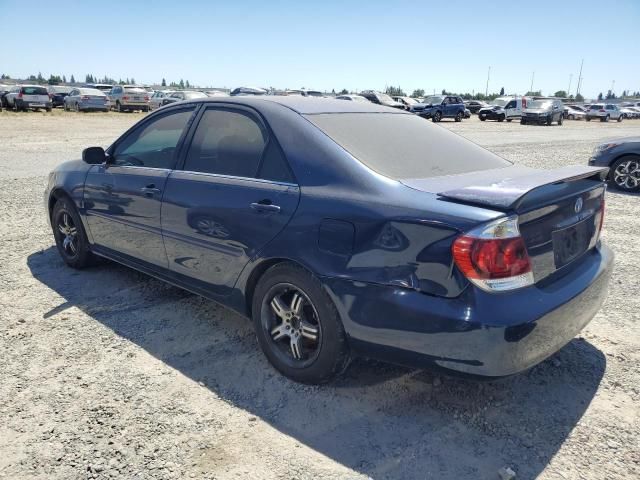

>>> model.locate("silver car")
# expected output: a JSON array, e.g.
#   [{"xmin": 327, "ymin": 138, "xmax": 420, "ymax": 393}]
[
  {"xmin": 64, "ymin": 88, "xmax": 110, "ymax": 112},
  {"xmin": 161, "ymin": 90, "xmax": 208, "ymax": 106},
  {"xmin": 149, "ymin": 90, "xmax": 175, "ymax": 110},
  {"xmin": 109, "ymin": 85, "xmax": 150, "ymax": 112},
  {"xmin": 586, "ymin": 104, "xmax": 623, "ymax": 122}
]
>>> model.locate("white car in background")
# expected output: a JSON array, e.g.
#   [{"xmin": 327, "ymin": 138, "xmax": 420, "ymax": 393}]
[
  {"xmin": 619, "ymin": 106, "xmax": 638, "ymax": 119},
  {"xmin": 4, "ymin": 85, "xmax": 52, "ymax": 112},
  {"xmin": 335, "ymin": 94, "xmax": 370, "ymax": 102},
  {"xmin": 586, "ymin": 104, "xmax": 623, "ymax": 122},
  {"xmin": 149, "ymin": 90, "xmax": 175, "ymax": 110},
  {"xmin": 565, "ymin": 104, "xmax": 587, "ymax": 120}
]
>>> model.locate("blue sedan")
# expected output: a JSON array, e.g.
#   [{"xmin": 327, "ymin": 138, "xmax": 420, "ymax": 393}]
[{"xmin": 45, "ymin": 97, "xmax": 613, "ymax": 384}]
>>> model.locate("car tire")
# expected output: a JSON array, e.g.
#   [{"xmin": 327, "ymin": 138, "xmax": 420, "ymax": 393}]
[
  {"xmin": 116, "ymin": 101, "xmax": 123, "ymax": 113},
  {"xmin": 498, "ymin": 114, "xmax": 505, "ymax": 122},
  {"xmin": 252, "ymin": 262, "xmax": 350, "ymax": 384},
  {"xmin": 569, "ymin": 114, "xmax": 575, "ymax": 120},
  {"xmin": 586, "ymin": 117, "xmax": 591, "ymax": 121},
  {"xmin": 558, "ymin": 115, "xmax": 563, "ymax": 125},
  {"xmin": 46, "ymin": 107, "xmax": 51, "ymax": 112},
  {"xmin": 480, "ymin": 116, "xmax": 486, "ymax": 121},
  {"xmin": 454, "ymin": 112, "xmax": 462, "ymax": 122},
  {"xmin": 74, "ymin": 102, "xmax": 80, "ymax": 113},
  {"xmin": 51, "ymin": 197, "xmax": 97, "ymax": 269},
  {"xmin": 603, "ymin": 115, "xmax": 610, "ymax": 122},
  {"xmin": 546, "ymin": 116, "xmax": 552, "ymax": 126},
  {"xmin": 609, "ymin": 155, "xmax": 640, "ymax": 192},
  {"xmin": 520, "ymin": 119, "xmax": 527, "ymax": 125},
  {"xmin": 506, "ymin": 118, "xmax": 512, "ymax": 122},
  {"xmin": 617, "ymin": 115, "xmax": 623, "ymax": 123},
  {"xmin": 432, "ymin": 111, "xmax": 442, "ymax": 122}
]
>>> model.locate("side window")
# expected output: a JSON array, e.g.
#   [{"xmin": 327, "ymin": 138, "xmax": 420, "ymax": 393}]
[
  {"xmin": 258, "ymin": 141, "xmax": 294, "ymax": 183},
  {"xmin": 183, "ymin": 108, "xmax": 267, "ymax": 178},
  {"xmin": 112, "ymin": 108, "xmax": 194, "ymax": 168},
  {"xmin": 506, "ymin": 100, "xmax": 516, "ymax": 109}
]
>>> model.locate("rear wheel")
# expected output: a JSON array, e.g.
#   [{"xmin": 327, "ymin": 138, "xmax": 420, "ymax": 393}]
[
  {"xmin": 252, "ymin": 263, "xmax": 350, "ymax": 384},
  {"xmin": 617, "ymin": 115, "xmax": 623, "ymax": 123},
  {"xmin": 480, "ymin": 116, "xmax": 486, "ymax": 121},
  {"xmin": 610, "ymin": 156, "xmax": 640, "ymax": 192},
  {"xmin": 506, "ymin": 118, "xmax": 512, "ymax": 122},
  {"xmin": 558, "ymin": 115, "xmax": 563, "ymax": 125},
  {"xmin": 520, "ymin": 119, "xmax": 527, "ymax": 125},
  {"xmin": 432, "ymin": 111, "xmax": 442, "ymax": 122},
  {"xmin": 546, "ymin": 116, "xmax": 552, "ymax": 126},
  {"xmin": 51, "ymin": 198, "xmax": 96, "ymax": 268},
  {"xmin": 454, "ymin": 112, "xmax": 462, "ymax": 122},
  {"xmin": 586, "ymin": 117, "xmax": 591, "ymax": 121},
  {"xmin": 116, "ymin": 101, "xmax": 123, "ymax": 113},
  {"xmin": 498, "ymin": 114, "xmax": 505, "ymax": 122},
  {"xmin": 74, "ymin": 102, "xmax": 80, "ymax": 112}
]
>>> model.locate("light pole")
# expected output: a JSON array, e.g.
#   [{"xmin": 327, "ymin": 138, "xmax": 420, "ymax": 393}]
[
  {"xmin": 568, "ymin": 74, "xmax": 572, "ymax": 96},
  {"xmin": 529, "ymin": 72, "xmax": 535, "ymax": 94},
  {"xmin": 576, "ymin": 59, "xmax": 584, "ymax": 97},
  {"xmin": 485, "ymin": 66, "xmax": 490, "ymax": 97}
]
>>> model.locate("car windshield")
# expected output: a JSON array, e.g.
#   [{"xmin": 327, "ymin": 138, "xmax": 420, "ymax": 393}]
[
  {"xmin": 528, "ymin": 100, "xmax": 552, "ymax": 109},
  {"xmin": 306, "ymin": 113, "xmax": 511, "ymax": 179},
  {"xmin": 376, "ymin": 93, "xmax": 395, "ymax": 103},
  {"xmin": 22, "ymin": 86, "xmax": 48, "ymax": 95},
  {"xmin": 423, "ymin": 95, "xmax": 444, "ymax": 105},
  {"xmin": 492, "ymin": 98, "xmax": 508, "ymax": 107},
  {"xmin": 124, "ymin": 87, "xmax": 146, "ymax": 93},
  {"xmin": 403, "ymin": 97, "xmax": 418, "ymax": 105},
  {"xmin": 184, "ymin": 91, "xmax": 207, "ymax": 99},
  {"xmin": 306, "ymin": 91, "xmax": 323, "ymax": 97},
  {"xmin": 590, "ymin": 104, "xmax": 604, "ymax": 110},
  {"xmin": 79, "ymin": 88, "xmax": 104, "ymax": 96}
]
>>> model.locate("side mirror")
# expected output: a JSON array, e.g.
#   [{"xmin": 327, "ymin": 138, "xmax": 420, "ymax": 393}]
[{"xmin": 82, "ymin": 146, "xmax": 106, "ymax": 165}]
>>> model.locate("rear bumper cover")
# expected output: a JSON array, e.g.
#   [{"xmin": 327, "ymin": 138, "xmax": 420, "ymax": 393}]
[{"xmin": 323, "ymin": 244, "xmax": 613, "ymax": 377}]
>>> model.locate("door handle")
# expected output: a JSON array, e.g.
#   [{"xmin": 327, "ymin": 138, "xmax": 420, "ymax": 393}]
[
  {"xmin": 141, "ymin": 184, "xmax": 161, "ymax": 196},
  {"xmin": 250, "ymin": 201, "xmax": 281, "ymax": 213}
]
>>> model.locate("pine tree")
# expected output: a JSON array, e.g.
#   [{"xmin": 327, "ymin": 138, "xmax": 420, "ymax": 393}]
[
  {"xmin": 597, "ymin": 92, "xmax": 603, "ymax": 100},
  {"xmin": 130, "ymin": 78, "xmax": 136, "ymax": 85},
  {"xmin": 339, "ymin": 88, "xmax": 349, "ymax": 95},
  {"xmin": 186, "ymin": 80, "xmax": 190, "ymax": 88},
  {"xmin": 161, "ymin": 78, "xmax": 166, "ymax": 87},
  {"xmin": 62, "ymin": 75, "xmax": 67, "ymax": 83},
  {"xmin": 499, "ymin": 87, "xmax": 505, "ymax": 95},
  {"xmin": 179, "ymin": 79, "xmax": 185, "ymax": 89},
  {"xmin": 70, "ymin": 74, "xmax": 75, "ymax": 84}
]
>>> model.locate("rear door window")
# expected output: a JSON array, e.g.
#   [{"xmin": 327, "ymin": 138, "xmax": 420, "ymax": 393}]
[
  {"xmin": 22, "ymin": 86, "xmax": 48, "ymax": 95},
  {"xmin": 183, "ymin": 108, "xmax": 267, "ymax": 178}
]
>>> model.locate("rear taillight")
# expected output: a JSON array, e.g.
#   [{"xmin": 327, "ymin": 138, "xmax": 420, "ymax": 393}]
[
  {"xmin": 17, "ymin": 92, "xmax": 23, "ymax": 98},
  {"xmin": 599, "ymin": 109, "xmax": 605, "ymax": 112},
  {"xmin": 144, "ymin": 96, "xmax": 149, "ymax": 101},
  {"xmin": 522, "ymin": 98, "xmax": 527, "ymax": 108},
  {"xmin": 122, "ymin": 96, "xmax": 129, "ymax": 100},
  {"xmin": 452, "ymin": 216, "xmax": 534, "ymax": 292},
  {"xmin": 596, "ymin": 195, "xmax": 605, "ymax": 239}
]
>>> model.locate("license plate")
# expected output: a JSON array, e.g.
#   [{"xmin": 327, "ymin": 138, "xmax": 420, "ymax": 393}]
[
  {"xmin": 552, "ymin": 217, "xmax": 594, "ymax": 268},
  {"xmin": 30, "ymin": 103, "xmax": 45, "ymax": 107},
  {"xmin": 133, "ymin": 96, "xmax": 142, "ymax": 100}
]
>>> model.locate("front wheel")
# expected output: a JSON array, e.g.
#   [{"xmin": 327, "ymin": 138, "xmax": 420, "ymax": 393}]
[
  {"xmin": 51, "ymin": 198, "xmax": 96, "ymax": 268},
  {"xmin": 558, "ymin": 115, "xmax": 563, "ymax": 125},
  {"xmin": 252, "ymin": 263, "xmax": 350, "ymax": 384},
  {"xmin": 610, "ymin": 156, "xmax": 640, "ymax": 192},
  {"xmin": 617, "ymin": 115, "xmax": 623, "ymax": 123},
  {"xmin": 498, "ymin": 114, "xmax": 505, "ymax": 122},
  {"xmin": 454, "ymin": 112, "xmax": 462, "ymax": 122},
  {"xmin": 586, "ymin": 117, "xmax": 591, "ymax": 122},
  {"xmin": 432, "ymin": 111, "xmax": 442, "ymax": 122}
]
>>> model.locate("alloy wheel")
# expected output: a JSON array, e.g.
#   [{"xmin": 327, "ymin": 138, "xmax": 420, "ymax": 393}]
[
  {"xmin": 261, "ymin": 283, "xmax": 321, "ymax": 367},
  {"xmin": 613, "ymin": 160, "xmax": 640, "ymax": 190},
  {"xmin": 57, "ymin": 211, "xmax": 79, "ymax": 257}
]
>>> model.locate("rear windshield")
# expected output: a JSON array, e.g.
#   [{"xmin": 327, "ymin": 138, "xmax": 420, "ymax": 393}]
[
  {"xmin": 590, "ymin": 104, "xmax": 604, "ymax": 110},
  {"xmin": 306, "ymin": 113, "xmax": 511, "ymax": 179},
  {"xmin": 184, "ymin": 91, "xmax": 207, "ymax": 99},
  {"xmin": 22, "ymin": 86, "xmax": 48, "ymax": 95},
  {"xmin": 50, "ymin": 86, "xmax": 72, "ymax": 93},
  {"xmin": 124, "ymin": 87, "xmax": 146, "ymax": 93},
  {"xmin": 79, "ymin": 88, "xmax": 105, "ymax": 96}
]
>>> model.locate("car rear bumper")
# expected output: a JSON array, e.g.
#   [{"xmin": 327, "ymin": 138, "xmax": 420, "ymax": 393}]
[
  {"xmin": 323, "ymin": 243, "xmax": 613, "ymax": 377},
  {"xmin": 478, "ymin": 111, "xmax": 503, "ymax": 120},
  {"xmin": 17, "ymin": 99, "xmax": 52, "ymax": 109}
]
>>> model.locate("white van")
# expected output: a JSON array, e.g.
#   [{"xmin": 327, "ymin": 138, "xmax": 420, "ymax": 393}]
[{"xmin": 478, "ymin": 96, "xmax": 526, "ymax": 122}]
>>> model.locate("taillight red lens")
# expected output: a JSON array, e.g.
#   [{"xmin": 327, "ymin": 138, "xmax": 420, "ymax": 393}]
[
  {"xmin": 599, "ymin": 109, "xmax": 605, "ymax": 112},
  {"xmin": 452, "ymin": 216, "xmax": 534, "ymax": 292},
  {"xmin": 122, "ymin": 96, "xmax": 129, "ymax": 100},
  {"xmin": 17, "ymin": 92, "xmax": 23, "ymax": 98},
  {"xmin": 453, "ymin": 236, "xmax": 531, "ymax": 280},
  {"xmin": 597, "ymin": 195, "xmax": 605, "ymax": 238},
  {"xmin": 144, "ymin": 96, "xmax": 149, "ymax": 101}
]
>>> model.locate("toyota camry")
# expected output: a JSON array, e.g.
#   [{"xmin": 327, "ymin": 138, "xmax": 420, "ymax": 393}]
[{"xmin": 45, "ymin": 97, "xmax": 613, "ymax": 384}]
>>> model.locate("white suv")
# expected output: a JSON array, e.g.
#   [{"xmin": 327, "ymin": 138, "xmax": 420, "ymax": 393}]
[
  {"xmin": 108, "ymin": 85, "xmax": 150, "ymax": 112},
  {"xmin": 586, "ymin": 104, "xmax": 623, "ymax": 122},
  {"xmin": 5, "ymin": 85, "xmax": 52, "ymax": 112}
]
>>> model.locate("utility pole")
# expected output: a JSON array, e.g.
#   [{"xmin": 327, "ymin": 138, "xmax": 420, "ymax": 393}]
[
  {"xmin": 610, "ymin": 80, "xmax": 615, "ymax": 95},
  {"xmin": 576, "ymin": 58, "xmax": 584, "ymax": 97},
  {"xmin": 568, "ymin": 74, "xmax": 573, "ymax": 96},
  {"xmin": 485, "ymin": 66, "xmax": 490, "ymax": 97},
  {"xmin": 530, "ymin": 72, "xmax": 535, "ymax": 94}
]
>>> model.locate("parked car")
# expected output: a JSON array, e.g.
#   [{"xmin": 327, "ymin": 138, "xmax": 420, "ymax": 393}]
[
  {"xmin": 109, "ymin": 85, "xmax": 150, "ymax": 112},
  {"xmin": 627, "ymin": 107, "xmax": 640, "ymax": 118},
  {"xmin": 48, "ymin": 86, "xmax": 73, "ymax": 108},
  {"xmin": 565, "ymin": 105, "xmax": 587, "ymax": 120},
  {"xmin": 230, "ymin": 86, "xmax": 268, "ymax": 96},
  {"xmin": 521, "ymin": 98, "xmax": 564, "ymax": 125},
  {"xmin": 392, "ymin": 96, "xmax": 423, "ymax": 110},
  {"xmin": 5, "ymin": 85, "xmax": 52, "ymax": 112},
  {"xmin": 204, "ymin": 90, "xmax": 229, "ymax": 98},
  {"xmin": 419, "ymin": 95, "xmax": 466, "ymax": 122},
  {"xmin": 286, "ymin": 89, "xmax": 324, "ymax": 97},
  {"xmin": 464, "ymin": 108, "xmax": 471, "ymax": 118},
  {"xmin": 149, "ymin": 90, "xmax": 175, "ymax": 110},
  {"xmin": 84, "ymin": 83, "xmax": 114, "ymax": 93},
  {"xmin": 162, "ymin": 90, "xmax": 208, "ymax": 106},
  {"xmin": 589, "ymin": 137, "xmax": 640, "ymax": 191},
  {"xmin": 63, "ymin": 88, "xmax": 109, "ymax": 112},
  {"xmin": 335, "ymin": 94, "xmax": 369, "ymax": 103},
  {"xmin": 586, "ymin": 104, "xmax": 623, "ymax": 122},
  {"xmin": 618, "ymin": 106, "xmax": 638, "ymax": 119},
  {"xmin": 44, "ymin": 96, "xmax": 612, "ymax": 384},
  {"xmin": 358, "ymin": 91, "xmax": 404, "ymax": 109},
  {"xmin": 465, "ymin": 100, "xmax": 489, "ymax": 114},
  {"xmin": 478, "ymin": 96, "xmax": 525, "ymax": 122},
  {"xmin": 0, "ymin": 84, "xmax": 11, "ymax": 108}
]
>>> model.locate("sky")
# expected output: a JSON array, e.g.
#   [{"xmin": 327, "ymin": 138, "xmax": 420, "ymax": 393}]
[{"xmin": 2, "ymin": 0, "xmax": 639, "ymax": 99}]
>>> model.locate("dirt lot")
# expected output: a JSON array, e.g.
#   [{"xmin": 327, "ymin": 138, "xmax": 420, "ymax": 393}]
[{"xmin": 0, "ymin": 110, "xmax": 638, "ymax": 480}]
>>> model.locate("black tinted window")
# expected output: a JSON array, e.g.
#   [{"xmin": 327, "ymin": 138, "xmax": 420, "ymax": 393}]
[
  {"xmin": 184, "ymin": 109, "xmax": 266, "ymax": 178},
  {"xmin": 258, "ymin": 141, "xmax": 294, "ymax": 183},
  {"xmin": 22, "ymin": 86, "xmax": 48, "ymax": 95},
  {"xmin": 113, "ymin": 108, "xmax": 194, "ymax": 168},
  {"xmin": 306, "ymin": 113, "xmax": 511, "ymax": 179}
]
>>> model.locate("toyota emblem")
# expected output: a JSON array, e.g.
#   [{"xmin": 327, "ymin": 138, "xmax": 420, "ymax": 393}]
[{"xmin": 574, "ymin": 197, "xmax": 583, "ymax": 213}]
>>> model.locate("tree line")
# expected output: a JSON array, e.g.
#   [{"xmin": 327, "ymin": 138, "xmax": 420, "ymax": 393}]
[{"xmin": 0, "ymin": 73, "xmax": 193, "ymax": 88}]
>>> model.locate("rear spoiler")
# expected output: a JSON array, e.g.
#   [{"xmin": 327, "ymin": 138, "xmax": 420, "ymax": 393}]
[{"xmin": 437, "ymin": 165, "xmax": 609, "ymax": 210}]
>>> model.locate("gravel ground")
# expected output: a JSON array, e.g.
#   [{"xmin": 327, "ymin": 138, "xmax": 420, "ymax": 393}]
[{"xmin": 0, "ymin": 109, "xmax": 638, "ymax": 480}]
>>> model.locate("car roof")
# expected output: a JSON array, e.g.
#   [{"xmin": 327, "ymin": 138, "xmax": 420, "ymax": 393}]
[{"xmin": 174, "ymin": 95, "xmax": 408, "ymax": 114}]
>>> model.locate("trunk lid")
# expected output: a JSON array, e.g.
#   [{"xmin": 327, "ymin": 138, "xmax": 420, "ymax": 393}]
[{"xmin": 402, "ymin": 165, "xmax": 608, "ymax": 282}]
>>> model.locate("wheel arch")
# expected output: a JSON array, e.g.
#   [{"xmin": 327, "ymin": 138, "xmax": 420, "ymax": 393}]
[{"xmin": 48, "ymin": 187, "xmax": 73, "ymax": 221}]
